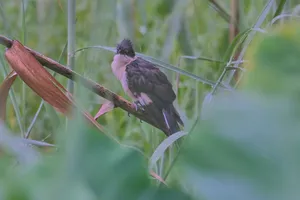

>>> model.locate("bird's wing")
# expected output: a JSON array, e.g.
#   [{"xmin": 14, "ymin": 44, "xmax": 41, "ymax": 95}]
[{"xmin": 125, "ymin": 57, "xmax": 176, "ymax": 108}]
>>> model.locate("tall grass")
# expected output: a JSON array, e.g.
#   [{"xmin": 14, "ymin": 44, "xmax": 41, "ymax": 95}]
[{"xmin": 1, "ymin": 0, "xmax": 300, "ymax": 199}]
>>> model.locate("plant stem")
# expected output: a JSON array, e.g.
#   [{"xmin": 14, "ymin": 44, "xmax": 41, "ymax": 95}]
[
  {"xmin": 21, "ymin": 0, "xmax": 27, "ymax": 137},
  {"xmin": 0, "ymin": 35, "xmax": 170, "ymax": 135},
  {"xmin": 67, "ymin": 0, "xmax": 76, "ymax": 94}
]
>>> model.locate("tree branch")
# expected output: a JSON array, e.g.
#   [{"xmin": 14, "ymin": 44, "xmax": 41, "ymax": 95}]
[{"xmin": 0, "ymin": 35, "xmax": 169, "ymax": 135}]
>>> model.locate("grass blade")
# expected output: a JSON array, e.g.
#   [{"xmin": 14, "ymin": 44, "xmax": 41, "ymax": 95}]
[
  {"xmin": 180, "ymin": 55, "xmax": 224, "ymax": 63},
  {"xmin": 208, "ymin": 0, "xmax": 230, "ymax": 22},
  {"xmin": 21, "ymin": 0, "xmax": 28, "ymax": 137},
  {"xmin": 22, "ymin": 138, "xmax": 55, "ymax": 147},
  {"xmin": 273, "ymin": 0, "xmax": 286, "ymax": 18},
  {"xmin": 225, "ymin": 0, "xmax": 275, "ymax": 84},
  {"xmin": 149, "ymin": 131, "xmax": 188, "ymax": 169},
  {"xmin": 24, "ymin": 100, "xmax": 43, "ymax": 139},
  {"xmin": 67, "ymin": 0, "xmax": 76, "ymax": 94},
  {"xmin": 74, "ymin": 46, "xmax": 225, "ymax": 88}
]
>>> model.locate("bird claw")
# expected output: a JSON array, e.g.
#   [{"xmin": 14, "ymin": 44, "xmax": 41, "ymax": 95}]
[
  {"xmin": 127, "ymin": 112, "xmax": 131, "ymax": 117},
  {"xmin": 133, "ymin": 101, "xmax": 145, "ymax": 112}
]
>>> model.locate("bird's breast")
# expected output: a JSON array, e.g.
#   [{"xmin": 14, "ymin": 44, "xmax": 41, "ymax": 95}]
[
  {"xmin": 120, "ymin": 72, "xmax": 129, "ymax": 91},
  {"xmin": 111, "ymin": 54, "xmax": 137, "ymax": 100}
]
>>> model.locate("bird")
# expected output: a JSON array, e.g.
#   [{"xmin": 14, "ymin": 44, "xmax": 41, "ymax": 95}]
[{"xmin": 111, "ymin": 39, "xmax": 184, "ymax": 136}]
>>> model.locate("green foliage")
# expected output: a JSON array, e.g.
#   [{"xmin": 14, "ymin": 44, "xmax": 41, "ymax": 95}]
[
  {"xmin": 177, "ymin": 93, "xmax": 300, "ymax": 199},
  {"xmin": 244, "ymin": 22, "xmax": 300, "ymax": 93},
  {"xmin": 173, "ymin": 22, "xmax": 300, "ymax": 200},
  {"xmin": 0, "ymin": 118, "xmax": 191, "ymax": 200},
  {"xmin": 1, "ymin": 1, "xmax": 300, "ymax": 200}
]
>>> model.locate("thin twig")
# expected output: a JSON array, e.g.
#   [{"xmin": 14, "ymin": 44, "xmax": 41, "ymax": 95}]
[
  {"xmin": 0, "ymin": 35, "xmax": 169, "ymax": 135},
  {"xmin": 25, "ymin": 101, "xmax": 43, "ymax": 138},
  {"xmin": 21, "ymin": 0, "xmax": 27, "ymax": 138},
  {"xmin": 67, "ymin": 0, "xmax": 76, "ymax": 94},
  {"xmin": 229, "ymin": 0, "xmax": 240, "ymax": 82}
]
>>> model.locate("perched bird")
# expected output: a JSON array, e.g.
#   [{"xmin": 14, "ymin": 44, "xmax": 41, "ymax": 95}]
[{"xmin": 111, "ymin": 39, "xmax": 184, "ymax": 136}]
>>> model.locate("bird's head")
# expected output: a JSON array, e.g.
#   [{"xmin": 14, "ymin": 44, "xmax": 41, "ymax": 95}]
[{"xmin": 116, "ymin": 39, "xmax": 135, "ymax": 58}]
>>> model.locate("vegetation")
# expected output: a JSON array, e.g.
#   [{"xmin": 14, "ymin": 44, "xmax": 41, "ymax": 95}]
[{"xmin": 0, "ymin": 0, "xmax": 300, "ymax": 199}]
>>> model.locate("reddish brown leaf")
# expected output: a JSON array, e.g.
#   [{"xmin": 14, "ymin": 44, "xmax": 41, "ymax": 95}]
[
  {"xmin": 94, "ymin": 100, "xmax": 115, "ymax": 120},
  {"xmin": 0, "ymin": 70, "xmax": 18, "ymax": 121},
  {"xmin": 0, "ymin": 35, "xmax": 170, "ymax": 135},
  {"xmin": 4, "ymin": 40, "xmax": 106, "ymax": 134},
  {"xmin": 5, "ymin": 40, "xmax": 72, "ymax": 115}
]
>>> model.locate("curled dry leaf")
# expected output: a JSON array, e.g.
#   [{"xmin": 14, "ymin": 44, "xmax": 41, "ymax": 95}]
[
  {"xmin": 0, "ymin": 35, "xmax": 170, "ymax": 135},
  {"xmin": 4, "ymin": 40, "xmax": 105, "ymax": 133},
  {"xmin": 5, "ymin": 40, "xmax": 72, "ymax": 115},
  {"xmin": 94, "ymin": 100, "xmax": 115, "ymax": 120},
  {"xmin": 0, "ymin": 70, "xmax": 18, "ymax": 121}
]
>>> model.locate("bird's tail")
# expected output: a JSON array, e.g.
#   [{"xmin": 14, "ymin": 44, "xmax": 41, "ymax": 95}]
[{"xmin": 162, "ymin": 104, "xmax": 184, "ymax": 135}]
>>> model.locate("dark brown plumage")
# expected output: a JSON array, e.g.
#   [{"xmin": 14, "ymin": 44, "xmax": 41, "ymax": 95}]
[{"xmin": 112, "ymin": 39, "xmax": 184, "ymax": 136}]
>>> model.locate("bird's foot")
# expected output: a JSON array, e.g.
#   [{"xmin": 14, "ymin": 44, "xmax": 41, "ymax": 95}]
[
  {"xmin": 127, "ymin": 112, "xmax": 131, "ymax": 117},
  {"xmin": 133, "ymin": 100, "xmax": 145, "ymax": 112}
]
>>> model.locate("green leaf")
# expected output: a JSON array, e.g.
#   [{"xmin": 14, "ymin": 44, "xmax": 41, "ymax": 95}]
[
  {"xmin": 150, "ymin": 131, "xmax": 188, "ymax": 169},
  {"xmin": 273, "ymin": 0, "xmax": 287, "ymax": 18},
  {"xmin": 74, "ymin": 45, "xmax": 220, "ymax": 87},
  {"xmin": 222, "ymin": 28, "xmax": 252, "ymax": 65},
  {"xmin": 224, "ymin": 0, "xmax": 275, "ymax": 84}
]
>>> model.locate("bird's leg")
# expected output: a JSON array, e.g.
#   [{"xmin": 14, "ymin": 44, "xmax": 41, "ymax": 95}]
[
  {"xmin": 134, "ymin": 101, "xmax": 144, "ymax": 123},
  {"xmin": 127, "ymin": 112, "xmax": 131, "ymax": 117},
  {"xmin": 133, "ymin": 100, "xmax": 145, "ymax": 112}
]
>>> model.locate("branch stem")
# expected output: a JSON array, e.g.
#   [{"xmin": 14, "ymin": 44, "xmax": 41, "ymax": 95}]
[{"xmin": 0, "ymin": 35, "xmax": 169, "ymax": 135}]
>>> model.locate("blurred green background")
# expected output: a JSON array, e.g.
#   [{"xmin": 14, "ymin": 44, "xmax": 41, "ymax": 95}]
[
  {"xmin": 1, "ymin": 0, "xmax": 300, "ymax": 199},
  {"xmin": 0, "ymin": 0, "xmax": 286, "ymax": 151}
]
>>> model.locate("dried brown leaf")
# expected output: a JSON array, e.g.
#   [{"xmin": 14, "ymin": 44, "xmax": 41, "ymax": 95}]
[
  {"xmin": 5, "ymin": 40, "xmax": 72, "ymax": 115},
  {"xmin": 0, "ymin": 35, "xmax": 170, "ymax": 135},
  {"xmin": 0, "ymin": 70, "xmax": 18, "ymax": 121},
  {"xmin": 4, "ymin": 40, "xmax": 105, "ymax": 134},
  {"xmin": 94, "ymin": 100, "xmax": 115, "ymax": 120}
]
